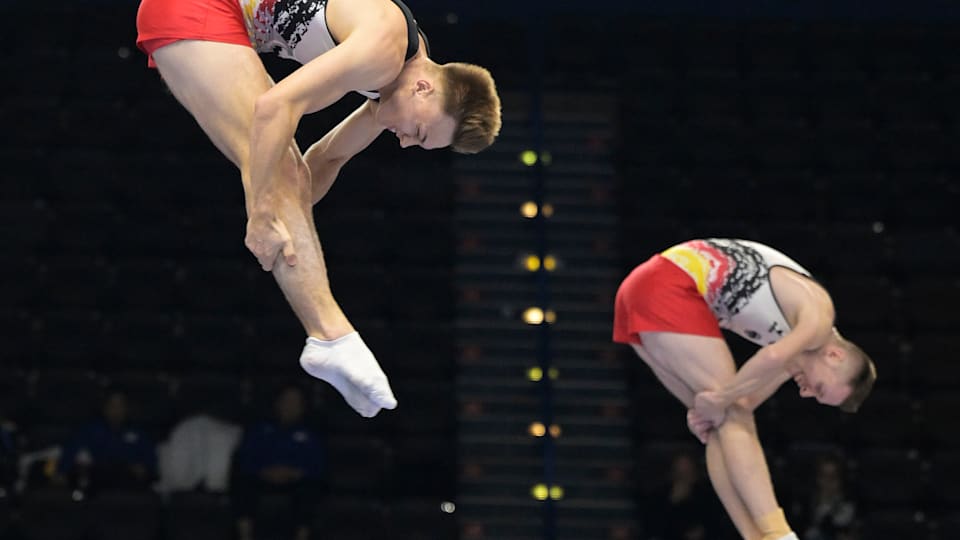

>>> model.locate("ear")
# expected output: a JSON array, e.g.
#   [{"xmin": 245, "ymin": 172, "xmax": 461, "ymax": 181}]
[
  {"xmin": 824, "ymin": 344, "xmax": 847, "ymax": 368},
  {"xmin": 414, "ymin": 79, "xmax": 435, "ymax": 95}
]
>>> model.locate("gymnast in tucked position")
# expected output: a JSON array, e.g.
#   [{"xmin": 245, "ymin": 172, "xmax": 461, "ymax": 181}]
[
  {"xmin": 136, "ymin": 0, "xmax": 501, "ymax": 417},
  {"xmin": 613, "ymin": 238, "xmax": 876, "ymax": 540}
]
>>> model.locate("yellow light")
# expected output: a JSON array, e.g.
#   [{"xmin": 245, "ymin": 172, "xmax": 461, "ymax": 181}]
[
  {"xmin": 520, "ymin": 150, "xmax": 538, "ymax": 166},
  {"xmin": 549, "ymin": 486, "xmax": 564, "ymax": 500},
  {"xmin": 543, "ymin": 255, "xmax": 557, "ymax": 271},
  {"xmin": 531, "ymin": 484, "xmax": 549, "ymax": 501},
  {"xmin": 549, "ymin": 424, "xmax": 562, "ymax": 438},
  {"xmin": 548, "ymin": 367, "xmax": 559, "ymax": 380},
  {"xmin": 545, "ymin": 310, "xmax": 557, "ymax": 324},
  {"xmin": 542, "ymin": 203, "xmax": 555, "ymax": 217},
  {"xmin": 524, "ymin": 255, "xmax": 541, "ymax": 272},
  {"xmin": 520, "ymin": 201, "xmax": 538, "ymax": 218},
  {"xmin": 527, "ymin": 367, "xmax": 543, "ymax": 382},
  {"xmin": 523, "ymin": 307, "xmax": 544, "ymax": 325},
  {"xmin": 529, "ymin": 422, "xmax": 546, "ymax": 437}
]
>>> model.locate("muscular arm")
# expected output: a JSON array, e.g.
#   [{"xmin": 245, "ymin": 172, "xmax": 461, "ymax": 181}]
[
  {"xmin": 741, "ymin": 370, "xmax": 793, "ymax": 411},
  {"xmin": 304, "ymin": 100, "xmax": 384, "ymax": 204},
  {"xmin": 246, "ymin": 17, "xmax": 405, "ymax": 212},
  {"xmin": 713, "ymin": 309, "xmax": 826, "ymax": 408}
]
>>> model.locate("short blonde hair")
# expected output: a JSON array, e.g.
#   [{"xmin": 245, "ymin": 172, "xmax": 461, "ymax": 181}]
[
  {"xmin": 838, "ymin": 338, "xmax": 877, "ymax": 413},
  {"xmin": 439, "ymin": 62, "xmax": 501, "ymax": 154}
]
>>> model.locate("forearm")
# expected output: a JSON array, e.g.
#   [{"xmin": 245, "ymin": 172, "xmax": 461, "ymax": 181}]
[
  {"xmin": 741, "ymin": 371, "xmax": 792, "ymax": 411},
  {"xmin": 715, "ymin": 347, "xmax": 789, "ymax": 407},
  {"xmin": 303, "ymin": 101, "xmax": 381, "ymax": 204},
  {"xmin": 304, "ymin": 149, "xmax": 344, "ymax": 205},
  {"xmin": 246, "ymin": 97, "xmax": 300, "ymax": 213}
]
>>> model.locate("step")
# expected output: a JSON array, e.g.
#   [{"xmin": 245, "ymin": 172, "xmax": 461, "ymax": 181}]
[
  {"xmin": 454, "ymin": 158, "xmax": 615, "ymax": 177},
  {"xmin": 460, "ymin": 435, "xmax": 632, "ymax": 461},
  {"xmin": 454, "ymin": 316, "xmax": 613, "ymax": 334},
  {"xmin": 455, "ymin": 194, "xmax": 619, "ymax": 211},
  {"xmin": 457, "ymin": 302, "xmax": 613, "ymax": 324},
  {"xmin": 459, "ymin": 495, "xmax": 634, "ymax": 519},
  {"xmin": 456, "ymin": 231, "xmax": 619, "ymax": 257},
  {"xmin": 458, "ymin": 295, "xmax": 616, "ymax": 315},
  {"xmin": 456, "ymin": 249, "xmax": 620, "ymax": 267},
  {"xmin": 460, "ymin": 414, "xmax": 629, "ymax": 438},
  {"xmin": 458, "ymin": 456, "xmax": 635, "ymax": 478},
  {"xmin": 460, "ymin": 476, "xmax": 633, "ymax": 500},
  {"xmin": 456, "ymin": 361, "xmax": 627, "ymax": 382},
  {"xmin": 458, "ymin": 209, "xmax": 618, "ymax": 227},
  {"xmin": 458, "ymin": 377, "xmax": 627, "ymax": 393}
]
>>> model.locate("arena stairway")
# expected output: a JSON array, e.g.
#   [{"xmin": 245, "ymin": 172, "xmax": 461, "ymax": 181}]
[{"xmin": 454, "ymin": 91, "xmax": 637, "ymax": 540}]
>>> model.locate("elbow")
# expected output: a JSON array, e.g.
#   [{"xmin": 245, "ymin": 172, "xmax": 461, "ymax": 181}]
[
  {"xmin": 759, "ymin": 345, "xmax": 786, "ymax": 368},
  {"xmin": 306, "ymin": 154, "xmax": 345, "ymax": 182},
  {"xmin": 253, "ymin": 92, "xmax": 291, "ymax": 128}
]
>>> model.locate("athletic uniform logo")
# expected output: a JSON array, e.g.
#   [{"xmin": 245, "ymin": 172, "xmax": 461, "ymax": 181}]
[
  {"xmin": 662, "ymin": 239, "xmax": 767, "ymax": 327},
  {"xmin": 240, "ymin": 0, "xmax": 328, "ymax": 52},
  {"xmin": 274, "ymin": 0, "xmax": 327, "ymax": 49}
]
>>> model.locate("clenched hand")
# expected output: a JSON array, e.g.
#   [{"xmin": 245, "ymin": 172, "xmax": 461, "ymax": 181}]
[{"xmin": 245, "ymin": 212, "xmax": 297, "ymax": 271}]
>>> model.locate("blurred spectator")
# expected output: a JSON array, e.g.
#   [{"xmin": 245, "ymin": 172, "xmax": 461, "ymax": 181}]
[
  {"xmin": 642, "ymin": 451, "xmax": 732, "ymax": 540},
  {"xmin": 792, "ymin": 455, "xmax": 859, "ymax": 540},
  {"xmin": 55, "ymin": 387, "xmax": 157, "ymax": 495},
  {"xmin": 157, "ymin": 413, "xmax": 242, "ymax": 494},
  {"xmin": 232, "ymin": 384, "xmax": 325, "ymax": 540}
]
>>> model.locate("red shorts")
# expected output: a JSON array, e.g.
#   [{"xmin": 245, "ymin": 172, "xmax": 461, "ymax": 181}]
[
  {"xmin": 136, "ymin": 0, "xmax": 252, "ymax": 68},
  {"xmin": 613, "ymin": 254, "xmax": 723, "ymax": 345}
]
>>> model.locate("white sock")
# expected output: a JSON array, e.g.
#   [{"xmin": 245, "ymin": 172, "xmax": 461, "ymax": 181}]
[
  {"xmin": 776, "ymin": 534, "xmax": 799, "ymax": 540},
  {"xmin": 299, "ymin": 332, "xmax": 397, "ymax": 417}
]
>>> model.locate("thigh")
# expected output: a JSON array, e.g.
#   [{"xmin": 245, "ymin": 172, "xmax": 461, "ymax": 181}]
[
  {"xmin": 631, "ymin": 343, "xmax": 696, "ymax": 408},
  {"xmin": 152, "ymin": 40, "xmax": 274, "ymax": 169},
  {"xmin": 639, "ymin": 331, "xmax": 738, "ymax": 394}
]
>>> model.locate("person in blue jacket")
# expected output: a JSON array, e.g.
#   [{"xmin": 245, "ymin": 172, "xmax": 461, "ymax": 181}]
[
  {"xmin": 57, "ymin": 387, "xmax": 157, "ymax": 494},
  {"xmin": 232, "ymin": 384, "xmax": 326, "ymax": 540}
]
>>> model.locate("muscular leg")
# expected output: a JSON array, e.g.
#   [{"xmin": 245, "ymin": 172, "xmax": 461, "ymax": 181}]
[
  {"xmin": 705, "ymin": 429, "xmax": 763, "ymax": 540},
  {"xmin": 638, "ymin": 332, "xmax": 789, "ymax": 540},
  {"xmin": 631, "ymin": 344, "xmax": 696, "ymax": 406},
  {"xmin": 153, "ymin": 40, "xmax": 345, "ymax": 338},
  {"xmin": 632, "ymin": 341, "xmax": 763, "ymax": 540},
  {"xmin": 152, "ymin": 40, "xmax": 395, "ymax": 415}
]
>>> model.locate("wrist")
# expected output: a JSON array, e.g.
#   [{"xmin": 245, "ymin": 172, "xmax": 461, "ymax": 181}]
[
  {"xmin": 713, "ymin": 389, "xmax": 735, "ymax": 409},
  {"xmin": 249, "ymin": 195, "xmax": 279, "ymax": 218}
]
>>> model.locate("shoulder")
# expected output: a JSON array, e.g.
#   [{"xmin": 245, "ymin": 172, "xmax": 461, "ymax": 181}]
[
  {"xmin": 771, "ymin": 267, "xmax": 834, "ymax": 318},
  {"xmin": 326, "ymin": 0, "xmax": 408, "ymax": 46}
]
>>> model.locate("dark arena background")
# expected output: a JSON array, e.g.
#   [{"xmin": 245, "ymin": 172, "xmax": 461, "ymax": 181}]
[{"xmin": 2, "ymin": 0, "xmax": 959, "ymax": 539}]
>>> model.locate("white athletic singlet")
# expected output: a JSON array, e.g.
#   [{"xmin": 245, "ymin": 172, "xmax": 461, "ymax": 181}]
[
  {"xmin": 237, "ymin": 0, "xmax": 427, "ymax": 100},
  {"xmin": 660, "ymin": 239, "xmax": 814, "ymax": 346}
]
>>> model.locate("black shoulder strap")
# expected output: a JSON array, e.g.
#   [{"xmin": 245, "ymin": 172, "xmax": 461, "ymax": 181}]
[{"xmin": 390, "ymin": 0, "xmax": 429, "ymax": 60}]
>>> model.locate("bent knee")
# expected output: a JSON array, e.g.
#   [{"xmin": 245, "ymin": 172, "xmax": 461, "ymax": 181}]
[{"xmin": 722, "ymin": 402, "xmax": 757, "ymax": 427}]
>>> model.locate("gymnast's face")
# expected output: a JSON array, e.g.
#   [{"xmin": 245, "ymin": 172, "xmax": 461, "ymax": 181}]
[
  {"xmin": 376, "ymin": 79, "xmax": 456, "ymax": 150},
  {"xmin": 793, "ymin": 347, "xmax": 853, "ymax": 407}
]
